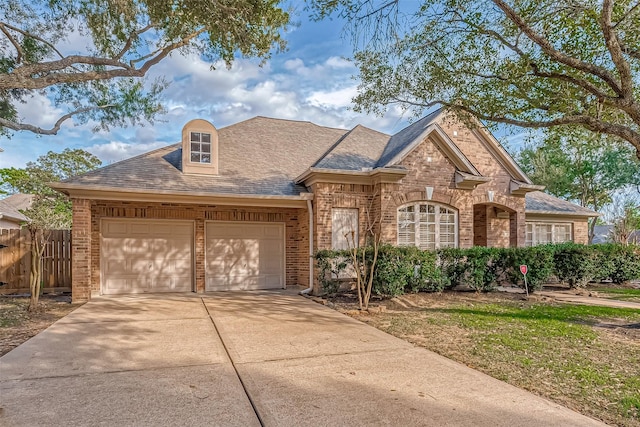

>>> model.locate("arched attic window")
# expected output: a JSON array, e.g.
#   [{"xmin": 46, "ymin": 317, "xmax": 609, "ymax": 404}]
[
  {"xmin": 398, "ymin": 202, "xmax": 458, "ymax": 250},
  {"xmin": 181, "ymin": 119, "xmax": 218, "ymax": 175}
]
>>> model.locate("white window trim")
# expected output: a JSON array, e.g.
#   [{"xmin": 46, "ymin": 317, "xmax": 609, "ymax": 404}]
[
  {"xmin": 332, "ymin": 208, "xmax": 359, "ymax": 250},
  {"xmin": 190, "ymin": 131, "xmax": 212, "ymax": 164},
  {"xmin": 525, "ymin": 221, "xmax": 574, "ymax": 246},
  {"xmin": 397, "ymin": 202, "xmax": 458, "ymax": 250}
]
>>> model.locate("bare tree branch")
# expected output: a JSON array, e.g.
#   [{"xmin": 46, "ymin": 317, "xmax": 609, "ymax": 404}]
[{"xmin": 0, "ymin": 104, "xmax": 115, "ymax": 135}]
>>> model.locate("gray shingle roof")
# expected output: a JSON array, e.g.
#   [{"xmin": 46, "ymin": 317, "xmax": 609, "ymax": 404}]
[
  {"xmin": 525, "ymin": 191, "xmax": 599, "ymax": 217},
  {"xmin": 314, "ymin": 125, "xmax": 391, "ymax": 171},
  {"xmin": 0, "ymin": 193, "xmax": 33, "ymax": 221},
  {"xmin": 376, "ymin": 109, "xmax": 442, "ymax": 167},
  {"xmin": 60, "ymin": 117, "xmax": 347, "ymax": 196}
]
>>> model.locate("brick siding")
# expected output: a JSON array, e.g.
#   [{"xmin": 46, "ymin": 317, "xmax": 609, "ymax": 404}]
[{"xmin": 71, "ymin": 199, "xmax": 307, "ymax": 302}]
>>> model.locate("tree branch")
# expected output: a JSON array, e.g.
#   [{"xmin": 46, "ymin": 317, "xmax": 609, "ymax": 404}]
[
  {"xmin": 600, "ymin": 0, "xmax": 635, "ymax": 99},
  {"xmin": 0, "ymin": 104, "xmax": 115, "ymax": 135},
  {"xmin": 492, "ymin": 0, "xmax": 623, "ymax": 96},
  {"xmin": 0, "ymin": 22, "xmax": 24, "ymax": 63},
  {"xmin": 0, "ymin": 21, "xmax": 66, "ymax": 61},
  {"xmin": 0, "ymin": 28, "xmax": 206, "ymax": 91}
]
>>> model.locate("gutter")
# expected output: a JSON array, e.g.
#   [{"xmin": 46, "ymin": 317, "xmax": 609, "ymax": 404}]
[{"xmin": 300, "ymin": 199, "xmax": 314, "ymax": 295}]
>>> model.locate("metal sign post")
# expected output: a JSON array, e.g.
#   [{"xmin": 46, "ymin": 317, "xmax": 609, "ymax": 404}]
[{"xmin": 520, "ymin": 265, "xmax": 529, "ymax": 297}]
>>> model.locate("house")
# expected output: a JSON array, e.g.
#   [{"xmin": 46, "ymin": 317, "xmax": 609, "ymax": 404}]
[
  {"xmin": 53, "ymin": 110, "xmax": 598, "ymax": 302},
  {"xmin": 0, "ymin": 194, "xmax": 34, "ymax": 229}
]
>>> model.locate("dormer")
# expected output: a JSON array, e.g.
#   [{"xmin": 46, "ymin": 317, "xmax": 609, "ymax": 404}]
[{"xmin": 181, "ymin": 119, "xmax": 219, "ymax": 175}]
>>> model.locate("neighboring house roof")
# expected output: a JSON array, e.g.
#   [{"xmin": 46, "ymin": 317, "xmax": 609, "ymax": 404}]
[
  {"xmin": 592, "ymin": 225, "xmax": 640, "ymax": 244},
  {"xmin": 525, "ymin": 191, "xmax": 599, "ymax": 217},
  {"xmin": 0, "ymin": 193, "xmax": 34, "ymax": 223}
]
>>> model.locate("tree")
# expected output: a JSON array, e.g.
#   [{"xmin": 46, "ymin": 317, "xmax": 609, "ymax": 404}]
[
  {"xmin": 1, "ymin": 148, "xmax": 101, "ymax": 310},
  {"xmin": 518, "ymin": 127, "xmax": 640, "ymax": 242},
  {"xmin": 21, "ymin": 197, "xmax": 70, "ymax": 311},
  {"xmin": 0, "ymin": 0, "xmax": 289, "ymax": 136},
  {"xmin": 311, "ymin": 0, "xmax": 640, "ymax": 159},
  {"xmin": 343, "ymin": 185, "xmax": 384, "ymax": 311}
]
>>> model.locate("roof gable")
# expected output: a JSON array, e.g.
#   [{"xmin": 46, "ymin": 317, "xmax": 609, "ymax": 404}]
[{"xmin": 314, "ymin": 125, "xmax": 390, "ymax": 171}]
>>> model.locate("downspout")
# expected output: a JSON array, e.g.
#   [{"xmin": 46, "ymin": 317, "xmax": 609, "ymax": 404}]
[{"xmin": 300, "ymin": 198, "xmax": 314, "ymax": 295}]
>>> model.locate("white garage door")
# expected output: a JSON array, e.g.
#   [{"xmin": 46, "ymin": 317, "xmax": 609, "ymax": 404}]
[
  {"xmin": 206, "ymin": 222, "xmax": 285, "ymax": 291},
  {"xmin": 101, "ymin": 219, "xmax": 193, "ymax": 294}
]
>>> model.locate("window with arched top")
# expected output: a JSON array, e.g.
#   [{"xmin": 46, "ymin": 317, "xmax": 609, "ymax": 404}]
[{"xmin": 398, "ymin": 202, "xmax": 458, "ymax": 250}]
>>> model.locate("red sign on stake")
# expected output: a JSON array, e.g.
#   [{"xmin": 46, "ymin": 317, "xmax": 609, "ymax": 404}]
[{"xmin": 520, "ymin": 265, "xmax": 528, "ymax": 275}]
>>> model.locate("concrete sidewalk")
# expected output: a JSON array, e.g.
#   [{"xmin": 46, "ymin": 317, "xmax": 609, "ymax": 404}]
[
  {"xmin": 538, "ymin": 290, "xmax": 640, "ymax": 309},
  {"xmin": 1, "ymin": 291, "xmax": 605, "ymax": 426}
]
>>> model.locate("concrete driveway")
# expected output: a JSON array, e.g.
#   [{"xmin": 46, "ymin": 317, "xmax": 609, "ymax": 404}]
[{"xmin": 1, "ymin": 291, "xmax": 604, "ymax": 426}]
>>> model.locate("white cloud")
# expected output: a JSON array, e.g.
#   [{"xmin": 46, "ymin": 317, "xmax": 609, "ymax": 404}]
[
  {"xmin": 14, "ymin": 93, "xmax": 68, "ymax": 131},
  {"xmin": 86, "ymin": 140, "xmax": 168, "ymax": 164},
  {"xmin": 308, "ymin": 85, "xmax": 358, "ymax": 109}
]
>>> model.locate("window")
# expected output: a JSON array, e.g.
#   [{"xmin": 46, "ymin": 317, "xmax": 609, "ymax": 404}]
[
  {"xmin": 190, "ymin": 132, "xmax": 211, "ymax": 163},
  {"xmin": 332, "ymin": 208, "xmax": 358, "ymax": 250},
  {"xmin": 398, "ymin": 203, "xmax": 458, "ymax": 250},
  {"xmin": 525, "ymin": 222, "xmax": 573, "ymax": 246}
]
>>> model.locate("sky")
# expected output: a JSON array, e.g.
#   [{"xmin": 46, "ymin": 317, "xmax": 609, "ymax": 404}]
[{"xmin": 0, "ymin": 5, "xmax": 526, "ymax": 169}]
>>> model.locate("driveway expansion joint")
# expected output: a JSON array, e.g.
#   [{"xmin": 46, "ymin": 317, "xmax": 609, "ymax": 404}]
[{"xmin": 201, "ymin": 298, "xmax": 264, "ymax": 427}]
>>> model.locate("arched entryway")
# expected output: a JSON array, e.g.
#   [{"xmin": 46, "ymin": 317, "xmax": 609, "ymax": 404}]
[{"xmin": 473, "ymin": 203, "xmax": 518, "ymax": 248}]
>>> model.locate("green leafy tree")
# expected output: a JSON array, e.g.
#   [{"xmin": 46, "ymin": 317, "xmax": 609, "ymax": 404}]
[
  {"xmin": 311, "ymin": 0, "xmax": 640, "ymax": 159},
  {"xmin": 0, "ymin": 148, "xmax": 101, "ymax": 310},
  {"xmin": 518, "ymin": 127, "xmax": 640, "ymax": 242},
  {"xmin": 0, "ymin": 0, "xmax": 289, "ymax": 136}
]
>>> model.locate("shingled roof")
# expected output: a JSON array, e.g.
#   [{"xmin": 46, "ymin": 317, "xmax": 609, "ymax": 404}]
[
  {"xmin": 59, "ymin": 117, "xmax": 347, "ymax": 197},
  {"xmin": 55, "ymin": 115, "xmax": 599, "ymax": 220},
  {"xmin": 0, "ymin": 193, "xmax": 34, "ymax": 222},
  {"xmin": 525, "ymin": 191, "xmax": 599, "ymax": 217}
]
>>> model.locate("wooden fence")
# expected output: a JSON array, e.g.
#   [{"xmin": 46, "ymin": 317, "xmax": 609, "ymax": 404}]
[{"xmin": 0, "ymin": 228, "xmax": 71, "ymax": 294}]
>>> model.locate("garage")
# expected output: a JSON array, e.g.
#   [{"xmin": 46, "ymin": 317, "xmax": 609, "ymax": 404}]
[
  {"xmin": 205, "ymin": 222, "xmax": 285, "ymax": 291},
  {"xmin": 101, "ymin": 219, "xmax": 194, "ymax": 294}
]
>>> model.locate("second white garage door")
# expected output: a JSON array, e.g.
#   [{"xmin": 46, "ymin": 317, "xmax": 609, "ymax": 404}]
[{"xmin": 205, "ymin": 222, "xmax": 285, "ymax": 291}]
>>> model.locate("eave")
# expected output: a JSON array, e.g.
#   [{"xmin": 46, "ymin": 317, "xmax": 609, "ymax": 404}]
[
  {"xmin": 510, "ymin": 180, "xmax": 546, "ymax": 196},
  {"xmin": 455, "ymin": 171, "xmax": 491, "ymax": 190},
  {"xmin": 51, "ymin": 183, "xmax": 313, "ymax": 209},
  {"xmin": 295, "ymin": 167, "xmax": 407, "ymax": 186},
  {"xmin": 525, "ymin": 211, "xmax": 601, "ymax": 219}
]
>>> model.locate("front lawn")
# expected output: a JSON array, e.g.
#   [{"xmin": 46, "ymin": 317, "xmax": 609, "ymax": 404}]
[
  {"xmin": 592, "ymin": 287, "xmax": 640, "ymax": 303},
  {"xmin": 332, "ymin": 292, "xmax": 640, "ymax": 427},
  {"xmin": 0, "ymin": 295, "xmax": 80, "ymax": 356}
]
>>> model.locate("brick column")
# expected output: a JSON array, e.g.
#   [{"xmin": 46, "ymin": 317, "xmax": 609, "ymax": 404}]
[{"xmin": 71, "ymin": 198, "xmax": 91, "ymax": 302}]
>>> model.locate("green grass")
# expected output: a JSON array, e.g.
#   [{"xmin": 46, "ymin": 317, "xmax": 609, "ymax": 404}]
[
  {"xmin": 592, "ymin": 287, "xmax": 640, "ymax": 302},
  {"xmin": 362, "ymin": 299, "xmax": 640, "ymax": 426}
]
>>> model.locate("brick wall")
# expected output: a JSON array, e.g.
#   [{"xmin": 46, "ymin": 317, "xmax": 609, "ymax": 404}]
[
  {"xmin": 573, "ymin": 220, "xmax": 590, "ymax": 244},
  {"xmin": 71, "ymin": 198, "xmax": 91, "ymax": 302},
  {"xmin": 72, "ymin": 199, "xmax": 307, "ymax": 302}
]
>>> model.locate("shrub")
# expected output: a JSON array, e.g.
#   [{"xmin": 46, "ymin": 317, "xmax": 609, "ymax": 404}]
[
  {"xmin": 593, "ymin": 244, "xmax": 640, "ymax": 284},
  {"xmin": 437, "ymin": 247, "xmax": 506, "ymax": 292},
  {"xmin": 315, "ymin": 249, "xmax": 350, "ymax": 295},
  {"xmin": 553, "ymin": 243, "xmax": 597, "ymax": 288},
  {"xmin": 503, "ymin": 245, "xmax": 554, "ymax": 292},
  {"xmin": 372, "ymin": 245, "xmax": 441, "ymax": 296}
]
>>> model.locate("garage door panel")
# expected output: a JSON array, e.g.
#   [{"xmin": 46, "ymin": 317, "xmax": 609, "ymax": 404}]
[
  {"xmin": 205, "ymin": 222, "xmax": 284, "ymax": 291},
  {"xmin": 102, "ymin": 219, "xmax": 193, "ymax": 295}
]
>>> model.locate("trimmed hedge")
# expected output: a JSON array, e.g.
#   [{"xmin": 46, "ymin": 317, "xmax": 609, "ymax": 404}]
[{"xmin": 315, "ymin": 243, "xmax": 640, "ymax": 297}]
